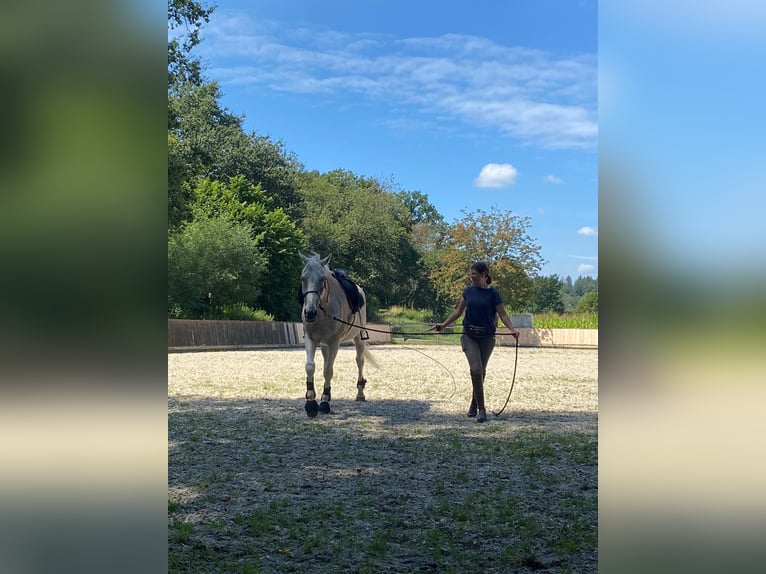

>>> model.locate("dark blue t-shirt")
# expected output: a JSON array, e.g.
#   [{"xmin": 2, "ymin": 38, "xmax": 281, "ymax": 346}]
[{"xmin": 462, "ymin": 286, "xmax": 502, "ymax": 334}]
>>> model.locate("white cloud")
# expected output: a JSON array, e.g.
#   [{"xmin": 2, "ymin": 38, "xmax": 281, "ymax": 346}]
[
  {"xmin": 201, "ymin": 15, "xmax": 598, "ymax": 150},
  {"xmin": 474, "ymin": 163, "xmax": 518, "ymax": 188},
  {"xmin": 577, "ymin": 226, "xmax": 598, "ymax": 236},
  {"xmin": 577, "ymin": 263, "xmax": 596, "ymax": 275},
  {"xmin": 544, "ymin": 174, "xmax": 564, "ymax": 184}
]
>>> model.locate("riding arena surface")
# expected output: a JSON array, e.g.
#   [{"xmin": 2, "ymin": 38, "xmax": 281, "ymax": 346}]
[{"xmin": 169, "ymin": 344, "xmax": 598, "ymax": 573}]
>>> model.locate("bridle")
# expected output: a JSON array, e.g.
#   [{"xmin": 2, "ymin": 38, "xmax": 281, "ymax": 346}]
[{"xmin": 301, "ymin": 276, "xmax": 328, "ymax": 314}]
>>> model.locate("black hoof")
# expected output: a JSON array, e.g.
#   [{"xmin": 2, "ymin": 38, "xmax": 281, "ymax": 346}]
[
  {"xmin": 319, "ymin": 401, "xmax": 331, "ymax": 414},
  {"xmin": 305, "ymin": 400, "xmax": 318, "ymax": 418}
]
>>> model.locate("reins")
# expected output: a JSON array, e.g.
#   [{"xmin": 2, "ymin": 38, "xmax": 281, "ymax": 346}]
[{"xmin": 491, "ymin": 334, "xmax": 518, "ymax": 417}]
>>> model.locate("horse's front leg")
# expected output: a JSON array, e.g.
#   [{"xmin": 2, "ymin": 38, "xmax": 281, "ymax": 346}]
[
  {"xmin": 354, "ymin": 336, "xmax": 367, "ymax": 402},
  {"xmin": 318, "ymin": 342, "xmax": 339, "ymax": 414},
  {"xmin": 304, "ymin": 339, "xmax": 319, "ymax": 418}
]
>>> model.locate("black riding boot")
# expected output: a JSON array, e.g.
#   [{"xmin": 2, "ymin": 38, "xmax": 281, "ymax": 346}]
[
  {"xmin": 471, "ymin": 375, "xmax": 487, "ymax": 422},
  {"xmin": 467, "ymin": 396, "xmax": 477, "ymax": 417}
]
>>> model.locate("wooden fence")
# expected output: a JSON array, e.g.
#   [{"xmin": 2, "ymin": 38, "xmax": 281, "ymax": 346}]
[
  {"xmin": 168, "ymin": 319, "xmax": 596, "ymax": 351},
  {"xmin": 168, "ymin": 319, "xmax": 391, "ymax": 352}
]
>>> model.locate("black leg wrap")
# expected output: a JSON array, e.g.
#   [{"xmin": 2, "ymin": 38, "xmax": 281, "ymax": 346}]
[
  {"xmin": 357, "ymin": 378, "xmax": 367, "ymax": 388},
  {"xmin": 318, "ymin": 386, "xmax": 331, "ymax": 413}
]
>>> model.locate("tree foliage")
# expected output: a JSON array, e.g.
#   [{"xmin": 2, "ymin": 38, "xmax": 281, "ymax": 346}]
[
  {"xmin": 430, "ymin": 207, "xmax": 545, "ymax": 312},
  {"xmin": 168, "ymin": 0, "xmax": 215, "ymax": 90},
  {"xmin": 297, "ymin": 170, "xmax": 421, "ymax": 308},
  {"xmin": 189, "ymin": 176, "xmax": 306, "ymax": 320},
  {"xmin": 562, "ymin": 275, "xmax": 599, "ymax": 312},
  {"xmin": 576, "ymin": 290, "xmax": 598, "ymax": 313},
  {"xmin": 394, "ymin": 190, "xmax": 448, "ymax": 311},
  {"xmin": 168, "ymin": 81, "xmax": 303, "ymax": 230},
  {"xmin": 531, "ymin": 275, "xmax": 566, "ymax": 313},
  {"xmin": 168, "ymin": 214, "xmax": 267, "ymax": 318},
  {"xmin": 562, "ymin": 275, "xmax": 598, "ymax": 296}
]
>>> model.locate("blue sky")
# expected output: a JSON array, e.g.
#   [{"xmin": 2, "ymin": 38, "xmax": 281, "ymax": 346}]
[{"xmin": 188, "ymin": 0, "xmax": 598, "ymax": 279}]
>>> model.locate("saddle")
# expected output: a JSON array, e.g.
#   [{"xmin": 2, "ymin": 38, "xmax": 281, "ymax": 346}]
[{"xmin": 332, "ymin": 269, "xmax": 363, "ymax": 313}]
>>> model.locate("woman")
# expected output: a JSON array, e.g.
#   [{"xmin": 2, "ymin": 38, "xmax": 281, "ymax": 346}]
[{"xmin": 432, "ymin": 262, "xmax": 518, "ymax": 422}]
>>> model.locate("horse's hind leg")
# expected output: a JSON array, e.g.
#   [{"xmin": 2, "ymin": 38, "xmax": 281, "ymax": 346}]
[
  {"xmin": 353, "ymin": 336, "xmax": 367, "ymax": 402},
  {"xmin": 318, "ymin": 343, "xmax": 338, "ymax": 414}
]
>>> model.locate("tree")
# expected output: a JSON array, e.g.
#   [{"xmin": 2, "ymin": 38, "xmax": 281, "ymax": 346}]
[
  {"xmin": 168, "ymin": 81, "xmax": 304, "ymax": 229},
  {"xmin": 430, "ymin": 206, "xmax": 545, "ymax": 312},
  {"xmin": 168, "ymin": 214, "xmax": 267, "ymax": 318},
  {"xmin": 393, "ymin": 190, "xmax": 449, "ymax": 312},
  {"xmin": 576, "ymin": 291, "xmax": 598, "ymax": 313},
  {"xmin": 573, "ymin": 276, "xmax": 598, "ymax": 296},
  {"xmin": 532, "ymin": 275, "xmax": 565, "ymax": 313},
  {"xmin": 396, "ymin": 190, "xmax": 445, "ymax": 227},
  {"xmin": 298, "ymin": 170, "xmax": 419, "ymax": 308},
  {"xmin": 168, "ymin": 0, "xmax": 215, "ymax": 90},
  {"xmin": 189, "ymin": 176, "xmax": 307, "ymax": 320},
  {"xmin": 561, "ymin": 274, "xmax": 598, "ymax": 311},
  {"xmin": 562, "ymin": 275, "xmax": 574, "ymax": 295},
  {"xmin": 167, "ymin": 0, "xmax": 303, "ymax": 230}
]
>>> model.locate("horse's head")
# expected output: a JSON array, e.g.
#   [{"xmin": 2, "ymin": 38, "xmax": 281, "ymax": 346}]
[{"xmin": 299, "ymin": 252, "xmax": 330, "ymax": 323}]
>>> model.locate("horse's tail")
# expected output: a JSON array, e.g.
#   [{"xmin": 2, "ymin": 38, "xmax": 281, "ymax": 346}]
[{"xmin": 363, "ymin": 345, "xmax": 379, "ymax": 370}]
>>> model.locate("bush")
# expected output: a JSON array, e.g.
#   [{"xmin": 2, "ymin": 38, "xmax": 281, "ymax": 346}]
[
  {"xmin": 576, "ymin": 291, "xmax": 598, "ymax": 313},
  {"xmin": 379, "ymin": 305, "xmax": 435, "ymax": 324},
  {"xmin": 364, "ymin": 294, "xmax": 383, "ymax": 323},
  {"xmin": 168, "ymin": 215, "xmax": 267, "ymax": 318},
  {"xmin": 217, "ymin": 303, "xmax": 274, "ymax": 321}
]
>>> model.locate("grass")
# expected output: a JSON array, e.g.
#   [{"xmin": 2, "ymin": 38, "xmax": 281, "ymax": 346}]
[
  {"xmin": 379, "ymin": 306, "xmax": 599, "ymax": 329},
  {"xmin": 378, "ymin": 305, "xmax": 435, "ymax": 324},
  {"xmin": 531, "ymin": 312, "xmax": 598, "ymax": 329},
  {"xmin": 169, "ymin": 421, "xmax": 597, "ymax": 573}
]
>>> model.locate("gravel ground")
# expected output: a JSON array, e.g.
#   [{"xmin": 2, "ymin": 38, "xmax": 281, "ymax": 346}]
[{"xmin": 169, "ymin": 343, "xmax": 598, "ymax": 573}]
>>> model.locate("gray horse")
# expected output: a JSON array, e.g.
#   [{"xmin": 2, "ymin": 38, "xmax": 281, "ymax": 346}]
[{"xmin": 298, "ymin": 252, "xmax": 376, "ymax": 417}]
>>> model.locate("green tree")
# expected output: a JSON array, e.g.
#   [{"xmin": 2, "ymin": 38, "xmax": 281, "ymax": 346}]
[
  {"xmin": 168, "ymin": 0, "xmax": 215, "ymax": 90},
  {"xmin": 576, "ymin": 290, "xmax": 598, "ymax": 313},
  {"xmin": 396, "ymin": 190, "xmax": 445, "ymax": 227},
  {"xmin": 532, "ymin": 275, "xmax": 565, "ymax": 313},
  {"xmin": 430, "ymin": 206, "xmax": 545, "ymax": 312},
  {"xmin": 560, "ymin": 274, "xmax": 598, "ymax": 311},
  {"xmin": 573, "ymin": 275, "xmax": 598, "ymax": 296},
  {"xmin": 562, "ymin": 275, "xmax": 574, "ymax": 295},
  {"xmin": 167, "ymin": 0, "xmax": 303, "ymax": 230},
  {"xmin": 168, "ymin": 214, "xmax": 267, "ymax": 318},
  {"xmin": 190, "ymin": 176, "xmax": 307, "ymax": 320},
  {"xmin": 168, "ymin": 0, "xmax": 217, "ymax": 228},
  {"xmin": 392, "ymin": 190, "xmax": 448, "ymax": 312},
  {"xmin": 168, "ymin": 81, "xmax": 303, "ymax": 229},
  {"xmin": 298, "ymin": 170, "xmax": 418, "ymax": 308}
]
